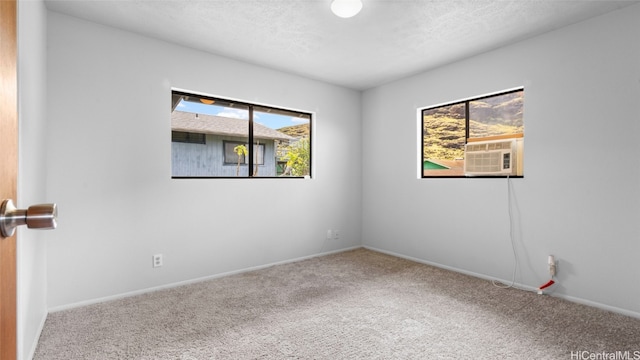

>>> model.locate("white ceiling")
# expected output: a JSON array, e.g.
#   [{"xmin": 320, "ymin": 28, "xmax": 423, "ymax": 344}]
[{"xmin": 44, "ymin": 0, "xmax": 639, "ymax": 90}]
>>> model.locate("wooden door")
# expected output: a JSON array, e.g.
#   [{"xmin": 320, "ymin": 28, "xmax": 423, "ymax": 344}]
[{"xmin": 0, "ymin": 0, "xmax": 18, "ymax": 358}]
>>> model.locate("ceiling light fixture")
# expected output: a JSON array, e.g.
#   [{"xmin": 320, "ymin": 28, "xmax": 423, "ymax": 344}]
[{"xmin": 331, "ymin": 0, "xmax": 363, "ymax": 18}]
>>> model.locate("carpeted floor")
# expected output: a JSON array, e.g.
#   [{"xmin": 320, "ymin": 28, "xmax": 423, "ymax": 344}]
[{"xmin": 34, "ymin": 248, "xmax": 640, "ymax": 359}]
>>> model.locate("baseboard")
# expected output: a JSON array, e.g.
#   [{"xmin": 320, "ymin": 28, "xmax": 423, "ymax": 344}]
[
  {"xmin": 25, "ymin": 312, "xmax": 47, "ymax": 360},
  {"xmin": 364, "ymin": 245, "xmax": 640, "ymax": 320},
  {"xmin": 48, "ymin": 246, "xmax": 362, "ymax": 313},
  {"xmin": 363, "ymin": 246, "xmax": 538, "ymax": 293},
  {"xmin": 554, "ymin": 294, "xmax": 640, "ymax": 320},
  {"xmin": 48, "ymin": 244, "xmax": 640, "ymax": 319}
]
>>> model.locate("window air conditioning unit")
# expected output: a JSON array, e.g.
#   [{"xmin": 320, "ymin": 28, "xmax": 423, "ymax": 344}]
[{"xmin": 464, "ymin": 138, "xmax": 523, "ymax": 176}]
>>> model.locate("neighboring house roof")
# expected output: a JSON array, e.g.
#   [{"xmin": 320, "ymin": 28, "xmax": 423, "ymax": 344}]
[{"xmin": 171, "ymin": 111, "xmax": 295, "ymax": 142}]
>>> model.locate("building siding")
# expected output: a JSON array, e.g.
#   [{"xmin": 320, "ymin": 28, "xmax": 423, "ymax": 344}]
[{"xmin": 172, "ymin": 134, "xmax": 278, "ymax": 177}]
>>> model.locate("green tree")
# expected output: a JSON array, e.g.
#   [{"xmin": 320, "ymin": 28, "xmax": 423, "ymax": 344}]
[
  {"xmin": 233, "ymin": 144, "xmax": 248, "ymax": 176},
  {"xmin": 284, "ymin": 138, "xmax": 310, "ymax": 176}
]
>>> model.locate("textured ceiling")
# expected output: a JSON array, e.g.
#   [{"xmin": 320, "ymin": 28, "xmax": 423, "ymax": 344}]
[{"xmin": 44, "ymin": 0, "xmax": 639, "ymax": 90}]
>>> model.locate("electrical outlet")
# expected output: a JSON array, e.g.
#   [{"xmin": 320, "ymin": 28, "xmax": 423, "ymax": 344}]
[
  {"xmin": 333, "ymin": 229, "xmax": 340, "ymax": 240},
  {"xmin": 153, "ymin": 254, "xmax": 163, "ymax": 268},
  {"xmin": 326, "ymin": 229, "xmax": 332, "ymax": 240},
  {"xmin": 548, "ymin": 255, "xmax": 556, "ymax": 277}
]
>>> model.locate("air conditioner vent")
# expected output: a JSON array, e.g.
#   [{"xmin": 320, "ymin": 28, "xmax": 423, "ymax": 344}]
[{"xmin": 464, "ymin": 138, "xmax": 523, "ymax": 176}]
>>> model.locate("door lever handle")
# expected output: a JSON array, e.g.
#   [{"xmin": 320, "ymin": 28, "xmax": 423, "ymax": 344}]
[{"xmin": 0, "ymin": 199, "xmax": 57, "ymax": 238}]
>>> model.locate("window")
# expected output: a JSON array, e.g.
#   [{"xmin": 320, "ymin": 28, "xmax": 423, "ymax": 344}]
[
  {"xmin": 172, "ymin": 131, "xmax": 205, "ymax": 144},
  {"xmin": 421, "ymin": 89, "xmax": 524, "ymax": 177},
  {"xmin": 223, "ymin": 141, "xmax": 264, "ymax": 165},
  {"xmin": 171, "ymin": 91, "xmax": 312, "ymax": 178}
]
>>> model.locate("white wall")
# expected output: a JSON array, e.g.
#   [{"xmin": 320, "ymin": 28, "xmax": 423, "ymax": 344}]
[
  {"xmin": 17, "ymin": 0, "xmax": 49, "ymax": 358},
  {"xmin": 45, "ymin": 12, "xmax": 362, "ymax": 309},
  {"xmin": 363, "ymin": 4, "xmax": 640, "ymax": 316}
]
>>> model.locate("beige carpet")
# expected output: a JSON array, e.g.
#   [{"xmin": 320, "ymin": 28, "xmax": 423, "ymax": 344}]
[{"xmin": 34, "ymin": 249, "xmax": 640, "ymax": 359}]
